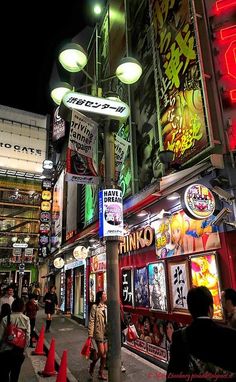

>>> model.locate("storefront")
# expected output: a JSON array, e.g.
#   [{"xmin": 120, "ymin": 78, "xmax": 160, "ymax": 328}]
[{"xmin": 120, "ymin": 181, "xmax": 232, "ymax": 368}]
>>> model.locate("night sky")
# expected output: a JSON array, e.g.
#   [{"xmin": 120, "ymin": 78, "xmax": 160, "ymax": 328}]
[{"xmin": 0, "ymin": 1, "xmax": 96, "ymax": 116}]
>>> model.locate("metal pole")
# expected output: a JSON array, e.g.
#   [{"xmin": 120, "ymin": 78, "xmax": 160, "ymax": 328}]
[{"xmin": 104, "ymin": 120, "xmax": 121, "ymax": 382}]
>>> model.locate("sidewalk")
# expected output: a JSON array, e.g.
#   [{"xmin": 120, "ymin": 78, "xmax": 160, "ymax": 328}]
[{"xmin": 21, "ymin": 307, "xmax": 166, "ymax": 382}]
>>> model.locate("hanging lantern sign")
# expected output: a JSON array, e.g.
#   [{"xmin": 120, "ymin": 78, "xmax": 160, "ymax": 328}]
[
  {"xmin": 53, "ymin": 257, "xmax": 65, "ymax": 269},
  {"xmin": 73, "ymin": 246, "xmax": 88, "ymax": 260},
  {"xmin": 182, "ymin": 184, "xmax": 215, "ymax": 220}
]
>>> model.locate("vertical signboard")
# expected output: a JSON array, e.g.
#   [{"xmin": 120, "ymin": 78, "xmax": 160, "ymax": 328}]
[
  {"xmin": 38, "ymin": 178, "xmax": 52, "ymax": 259},
  {"xmin": 51, "ymin": 171, "xmax": 64, "ymax": 252},
  {"xmin": 149, "ymin": 0, "xmax": 210, "ymax": 165},
  {"xmin": 99, "ymin": 189, "xmax": 123, "ymax": 238}
]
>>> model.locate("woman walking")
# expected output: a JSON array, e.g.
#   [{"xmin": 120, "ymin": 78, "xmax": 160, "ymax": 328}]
[
  {"xmin": 43, "ymin": 285, "xmax": 58, "ymax": 333},
  {"xmin": 88, "ymin": 290, "xmax": 108, "ymax": 380},
  {"xmin": 0, "ymin": 298, "xmax": 30, "ymax": 382}
]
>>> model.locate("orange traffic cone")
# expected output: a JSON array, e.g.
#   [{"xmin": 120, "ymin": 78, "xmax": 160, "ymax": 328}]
[
  {"xmin": 39, "ymin": 338, "xmax": 57, "ymax": 377},
  {"xmin": 32, "ymin": 325, "xmax": 46, "ymax": 355},
  {"xmin": 56, "ymin": 350, "xmax": 67, "ymax": 382}
]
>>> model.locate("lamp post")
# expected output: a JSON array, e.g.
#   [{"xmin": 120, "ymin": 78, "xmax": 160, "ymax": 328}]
[{"xmin": 51, "ymin": 37, "xmax": 142, "ymax": 382}]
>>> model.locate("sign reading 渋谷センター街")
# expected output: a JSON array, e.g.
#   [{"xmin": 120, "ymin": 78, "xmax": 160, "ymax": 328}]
[
  {"xmin": 65, "ymin": 110, "xmax": 99, "ymax": 185},
  {"xmin": 149, "ymin": 0, "xmax": 210, "ymax": 165},
  {"xmin": 99, "ymin": 189, "xmax": 123, "ymax": 238}
]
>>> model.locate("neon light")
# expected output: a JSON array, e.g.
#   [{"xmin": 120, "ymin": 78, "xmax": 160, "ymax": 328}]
[
  {"xmin": 220, "ymin": 25, "xmax": 236, "ymax": 40},
  {"xmin": 225, "ymin": 41, "xmax": 236, "ymax": 79},
  {"xmin": 216, "ymin": 0, "xmax": 236, "ymax": 11},
  {"xmin": 230, "ymin": 89, "xmax": 236, "ymax": 102}
]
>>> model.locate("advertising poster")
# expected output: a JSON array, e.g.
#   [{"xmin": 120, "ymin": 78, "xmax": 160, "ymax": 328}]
[
  {"xmin": 134, "ymin": 267, "xmax": 149, "ymax": 308},
  {"xmin": 66, "ymin": 110, "xmax": 99, "ymax": 185},
  {"xmin": 89, "ymin": 273, "xmax": 96, "ymax": 303},
  {"xmin": 169, "ymin": 260, "xmax": 190, "ymax": 312},
  {"xmin": 52, "ymin": 106, "xmax": 66, "ymax": 141},
  {"xmin": 191, "ymin": 254, "xmax": 223, "ymax": 319},
  {"xmin": 66, "ymin": 181, "xmax": 77, "ymax": 238},
  {"xmin": 130, "ymin": 0, "xmax": 158, "ymax": 190},
  {"xmin": 121, "ymin": 268, "xmax": 133, "ymax": 307},
  {"xmin": 99, "ymin": 189, "xmax": 123, "ymax": 238},
  {"xmin": 51, "ymin": 170, "xmax": 64, "ymax": 252},
  {"xmin": 149, "ymin": 0, "xmax": 210, "ymax": 165},
  {"xmin": 148, "ymin": 262, "xmax": 167, "ymax": 311},
  {"xmin": 153, "ymin": 210, "xmax": 221, "ymax": 258}
]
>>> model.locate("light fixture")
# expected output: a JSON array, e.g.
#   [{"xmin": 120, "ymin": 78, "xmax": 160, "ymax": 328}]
[
  {"xmin": 115, "ymin": 57, "xmax": 142, "ymax": 84},
  {"xmin": 50, "ymin": 82, "xmax": 72, "ymax": 105},
  {"xmin": 43, "ymin": 160, "xmax": 54, "ymax": 170},
  {"xmin": 24, "ymin": 236, "xmax": 30, "ymax": 243},
  {"xmin": 167, "ymin": 192, "xmax": 180, "ymax": 201},
  {"xmin": 105, "ymin": 91, "xmax": 120, "ymax": 102},
  {"xmin": 11, "ymin": 236, "xmax": 18, "ymax": 243},
  {"xmin": 137, "ymin": 210, "xmax": 149, "ymax": 217},
  {"xmin": 94, "ymin": 4, "xmax": 102, "ymax": 15},
  {"xmin": 59, "ymin": 43, "xmax": 88, "ymax": 73}
]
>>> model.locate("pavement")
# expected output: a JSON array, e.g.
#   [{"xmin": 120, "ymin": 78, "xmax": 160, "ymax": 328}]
[{"xmin": 19, "ymin": 307, "xmax": 166, "ymax": 382}]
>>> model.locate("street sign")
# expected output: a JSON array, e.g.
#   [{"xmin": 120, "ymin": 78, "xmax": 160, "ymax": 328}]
[
  {"xmin": 13, "ymin": 243, "xmax": 28, "ymax": 248},
  {"xmin": 62, "ymin": 92, "xmax": 130, "ymax": 121}
]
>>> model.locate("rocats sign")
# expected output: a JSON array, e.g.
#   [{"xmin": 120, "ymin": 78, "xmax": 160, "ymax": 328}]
[{"xmin": 119, "ymin": 226, "xmax": 154, "ymax": 254}]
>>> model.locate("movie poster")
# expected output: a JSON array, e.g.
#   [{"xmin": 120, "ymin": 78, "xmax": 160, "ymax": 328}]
[
  {"xmin": 149, "ymin": 0, "xmax": 210, "ymax": 165},
  {"xmin": 148, "ymin": 262, "xmax": 167, "ymax": 311},
  {"xmin": 134, "ymin": 267, "xmax": 149, "ymax": 308},
  {"xmin": 169, "ymin": 260, "xmax": 190, "ymax": 312},
  {"xmin": 190, "ymin": 254, "xmax": 223, "ymax": 319},
  {"xmin": 153, "ymin": 210, "xmax": 221, "ymax": 258},
  {"xmin": 121, "ymin": 268, "xmax": 133, "ymax": 307},
  {"xmin": 89, "ymin": 274, "xmax": 96, "ymax": 303}
]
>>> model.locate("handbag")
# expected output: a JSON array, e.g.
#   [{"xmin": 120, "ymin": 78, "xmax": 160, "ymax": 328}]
[
  {"xmin": 89, "ymin": 342, "xmax": 98, "ymax": 361},
  {"xmin": 81, "ymin": 337, "xmax": 92, "ymax": 359},
  {"xmin": 5, "ymin": 314, "xmax": 26, "ymax": 349},
  {"xmin": 127, "ymin": 324, "xmax": 138, "ymax": 341}
]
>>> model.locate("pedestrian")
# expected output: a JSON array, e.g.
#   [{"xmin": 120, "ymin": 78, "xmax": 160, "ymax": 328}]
[
  {"xmin": 43, "ymin": 285, "xmax": 58, "ymax": 333},
  {"xmin": 166, "ymin": 286, "xmax": 236, "ymax": 381},
  {"xmin": 0, "ymin": 286, "xmax": 15, "ymax": 310},
  {"xmin": 25, "ymin": 293, "xmax": 39, "ymax": 347},
  {"xmin": 0, "ymin": 303, "xmax": 11, "ymax": 323},
  {"xmin": 33, "ymin": 282, "xmax": 41, "ymax": 302},
  {"xmin": 222, "ymin": 288, "xmax": 236, "ymax": 329},
  {"xmin": 0, "ymin": 297, "xmax": 30, "ymax": 382},
  {"xmin": 88, "ymin": 290, "xmax": 108, "ymax": 380},
  {"xmin": 21, "ymin": 282, "xmax": 29, "ymax": 303}
]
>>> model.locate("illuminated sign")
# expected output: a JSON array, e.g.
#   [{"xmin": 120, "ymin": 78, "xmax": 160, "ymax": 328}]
[
  {"xmin": 13, "ymin": 243, "xmax": 28, "ymax": 248},
  {"xmin": 182, "ymin": 184, "xmax": 215, "ymax": 220},
  {"xmin": 53, "ymin": 257, "xmax": 65, "ymax": 269},
  {"xmin": 73, "ymin": 246, "xmax": 88, "ymax": 260},
  {"xmin": 99, "ymin": 189, "xmax": 123, "ymax": 238},
  {"xmin": 62, "ymin": 92, "xmax": 130, "ymax": 121},
  {"xmin": 119, "ymin": 226, "xmax": 154, "ymax": 254}
]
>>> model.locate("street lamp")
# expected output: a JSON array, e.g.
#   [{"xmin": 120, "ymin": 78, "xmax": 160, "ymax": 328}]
[{"xmin": 51, "ymin": 37, "xmax": 142, "ymax": 382}]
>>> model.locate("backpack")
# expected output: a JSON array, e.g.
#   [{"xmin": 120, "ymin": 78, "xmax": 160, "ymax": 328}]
[
  {"xmin": 181, "ymin": 327, "xmax": 234, "ymax": 381},
  {"xmin": 5, "ymin": 314, "xmax": 26, "ymax": 349}
]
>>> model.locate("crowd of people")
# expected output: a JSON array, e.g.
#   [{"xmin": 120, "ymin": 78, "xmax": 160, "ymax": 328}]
[{"xmin": 0, "ymin": 283, "xmax": 58, "ymax": 382}]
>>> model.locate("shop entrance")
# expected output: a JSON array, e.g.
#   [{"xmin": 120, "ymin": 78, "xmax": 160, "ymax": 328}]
[{"xmin": 73, "ymin": 265, "xmax": 84, "ymax": 318}]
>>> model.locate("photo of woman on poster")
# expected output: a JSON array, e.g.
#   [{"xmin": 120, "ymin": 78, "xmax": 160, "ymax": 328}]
[{"xmin": 134, "ymin": 267, "xmax": 149, "ymax": 308}]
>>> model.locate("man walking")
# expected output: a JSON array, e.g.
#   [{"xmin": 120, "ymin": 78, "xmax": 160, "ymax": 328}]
[
  {"xmin": 167, "ymin": 286, "xmax": 236, "ymax": 381},
  {"xmin": 0, "ymin": 286, "xmax": 14, "ymax": 309}
]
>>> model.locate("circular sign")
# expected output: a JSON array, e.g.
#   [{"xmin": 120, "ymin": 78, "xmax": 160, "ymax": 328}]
[
  {"xmin": 41, "ymin": 201, "xmax": 51, "ymax": 211},
  {"xmin": 53, "ymin": 257, "xmax": 65, "ymax": 269},
  {"xmin": 73, "ymin": 246, "xmax": 88, "ymax": 260},
  {"xmin": 40, "ymin": 211, "xmax": 51, "ymax": 222},
  {"xmin": 182, "ymin": 184, "xmax": 215, "ymax": 220},
  {"xmin": 42, "ymin": 190, "xmax": 52, "ymax": 200},
  {"xmin": 40, "ymin": 223, "xmax": 50, "ymax": 234}
]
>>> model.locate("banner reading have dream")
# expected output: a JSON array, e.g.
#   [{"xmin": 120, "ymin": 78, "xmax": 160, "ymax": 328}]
[{"xmin": 66, "ymin": 110, "xmax": 99, "ymax": 185}]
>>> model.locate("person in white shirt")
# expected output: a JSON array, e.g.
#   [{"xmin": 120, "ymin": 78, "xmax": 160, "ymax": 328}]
[
  {"xmin": 0, "ymin": 286, "xmax": 15, "ymax": 309},
  {"xmin": 0, "ymin": 297, "xmax": 30, "ymax": 381}
]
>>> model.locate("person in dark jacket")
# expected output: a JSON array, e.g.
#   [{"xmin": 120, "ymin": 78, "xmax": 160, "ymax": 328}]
[
  {"xmin": 167, "ymin": 286, "xmax": 236, "ymax": 381},
  {"xmin": 43, "ymin": 285, "xmax": 58, "ymax": 333},
  {"xmin": 25, "ymin": 293, "xmax": 39, "ymax": 347}
]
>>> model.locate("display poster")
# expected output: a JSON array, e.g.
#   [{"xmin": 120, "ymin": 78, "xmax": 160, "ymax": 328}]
[
  {"xmin": 89, "ymin": 273, "xmax": 96, "ymax": 303},
  {"xmin": 52, "ymin": 106, "xmax": 66, "ymax": 141},
  {"xmin": 130, "ymin": 0, "xmax": 158, "ymax": 190},
  {"xmin": 148, "ymin": 262, "xmax": 167, "ymax": 311},
  {"xmin": 90, "ymin": 253, "xmax": 106, "ymax": 273},
  {"xmin": 66, "ymin": 110, "xmax": 99, "ymax": 185},
  {"xmin": 169, "ymin": 260, "xmax": 190, "ymax": 312},
  {"xmin": 124, "ymin": 311, "xmax": 186, "ymax": 361},
  {"xmin": 134, "ymin": 267, "xmax": 149, "ymax": 308},
  {"xmin": 121, "ymin": 268, "xmax": 133, "ymax": 306},
  {"xmin": 51, "ymin": 170, "xmax": 64, "ymax": 252},
  {"xmin": 85, "ymin": 184, "xmax": 98, "ymax": 225},
  {"xmin": 190, "ymin": 254, "xmax": 223, "ymax": 319},
  {"xmin": 99, "ymin": 189, "xmax": 123, "ymax": 238},
  {"xmin": 149, "ymin": 0, "xmax": 210, "ymax": 165},
  {"xmin": 66, "ymin": 181, "xmax": 77, "ymax": 237},
  {"xmin": 153, "ymin": 210, "xmax": 221, "ymax": 258}
]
